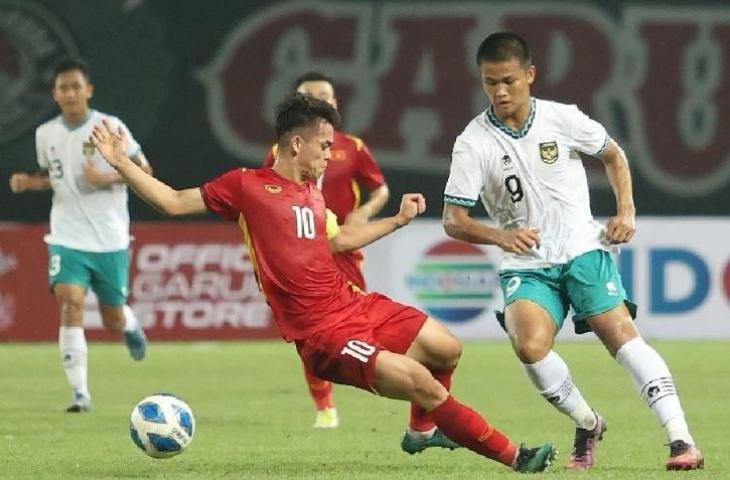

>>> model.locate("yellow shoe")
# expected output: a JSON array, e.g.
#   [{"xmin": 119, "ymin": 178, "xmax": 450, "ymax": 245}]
[{"xmin": 313, "ymin": 408, "xmax": 339, "ymax": 428}]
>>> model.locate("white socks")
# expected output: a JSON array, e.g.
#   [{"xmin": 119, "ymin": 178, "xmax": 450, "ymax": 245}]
[
  {"xmin": 406, "ymin": 426, "xmax": 437, "ymax": 441},
  {"xmin": 522, "ymin": 350, "xmax": 597, "ymax": 430},
  {"xmin": 122, "ymin": 305, "xmax": 138, "ymax": 332},
  {"xmin": 615, "ymin": 337, "xmax": 694, "ymax": 445},
  {"xmin": 59, "ymin": 326, "xmax": 90, "ymax": 399},
  {"xmin": 522, "ymin": 340, "xmax": 695, "ymax": 445}
]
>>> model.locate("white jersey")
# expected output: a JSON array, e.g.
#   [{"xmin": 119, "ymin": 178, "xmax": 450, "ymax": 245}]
[
  {"xmin": 35, "ymin": 110, "xmax": 144, "ymax": 252},
  {"xmin": 444, "ymin": 98, "xmax": 611, "ymax": 270}
]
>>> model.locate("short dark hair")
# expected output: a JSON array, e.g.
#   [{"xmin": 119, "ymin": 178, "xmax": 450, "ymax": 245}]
[
  {"xmin": 475, "ymin": 32, "xmax": 532, "ymax": 67},
  {"xmin": 52, "ymin": 57, "xmax": 91, "ymax": 83},
  {"xmin": 274, "ymin": 93, "xmax": 341, "ymax": 140},
  {"xmin": 293, "ymin": 71, "xmax": 335, "ymax": 92}
]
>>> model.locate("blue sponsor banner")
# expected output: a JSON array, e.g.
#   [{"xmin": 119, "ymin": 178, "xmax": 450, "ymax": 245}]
[{"xmin": 366, "ymin": 219, "xmax": 730, "ymax": 340}]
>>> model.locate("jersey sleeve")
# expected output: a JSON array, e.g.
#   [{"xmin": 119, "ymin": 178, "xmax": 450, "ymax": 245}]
[
  {"xmin": 35, "ymin": 127, "xmax": 48, "ymax": 170},
  {"xmin": 443, "ymin": 136, "xmax": 484, "ymax": 208},
  {"xmin": 569, "ymin": 105, "xmax": 610, "ymax": 157},
  {"xmin": 200, "ymin": 169, "xmax": 246, "ymax": 221},
  {"xmin": 351, "ymin": 137, "xmax": 386, "ymax": 190},
  {"xmin": 263, "ymin": 145, "xmax": 277, "ymax": 168},
  {"xmin": 325, "ymin": 208, "xmax": 340, "ymax": 239}
]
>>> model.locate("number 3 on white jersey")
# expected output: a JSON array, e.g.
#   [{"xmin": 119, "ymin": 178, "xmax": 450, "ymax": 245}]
[
  {"xmin": 341, "ymin": 340, "xmax": 377, "ymax": 363},
  {"xmin": 292, "ymin": 206, "xmax": 315, "ymax": 239}
]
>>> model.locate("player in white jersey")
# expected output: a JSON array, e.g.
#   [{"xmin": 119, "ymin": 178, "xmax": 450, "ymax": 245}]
[
  {"xmin": 442, "ymin": 33, "xmax": 703, "ymax": 471},
  {"xmin": 9, "ymin": 58, "xmax": 150, "ymax": 413}
]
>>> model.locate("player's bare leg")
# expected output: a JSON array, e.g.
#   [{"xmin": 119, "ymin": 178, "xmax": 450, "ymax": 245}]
[
  {"xmin": 55, "ymin": 284, "xmax": 91, "ymax": 412},
  {"xmin": 401, "ymin": 318, "xmax": 460, "ymax": 453},
  {"xmin": 98, "ymin": 304, "xmax": 125, "ymax": 332},
  {"xmin": 375, "ymin": 349, "xmax": 556, "ymax": 473},
  {"xmin": 505, "ymin": 301, "xmax": 604, "ymax": 470},
  {"xmin": 99, "ymin": 303, "xmax": 147, "ymax": 361},
  {"xmin": 302, "ymin": 365, "xmax": 338, "ymax": 428},
  {"xmin": 589, "ymin": 305, "xmax": 703, "ymax": 470}
]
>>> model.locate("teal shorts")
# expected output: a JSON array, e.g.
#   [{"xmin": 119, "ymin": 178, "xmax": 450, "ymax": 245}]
[
  {"xmin": 48, "ymin": 244, "xmax": 130, "ymax": 306},
  {"xmin": 497, "ymin": 250, "xmax": 637, "ymax": 334}
]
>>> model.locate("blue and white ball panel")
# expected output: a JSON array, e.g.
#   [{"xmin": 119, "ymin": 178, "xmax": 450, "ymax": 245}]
[{"xmin": 129, "ymin": 394, "xmax": 195, "ymax": 459}]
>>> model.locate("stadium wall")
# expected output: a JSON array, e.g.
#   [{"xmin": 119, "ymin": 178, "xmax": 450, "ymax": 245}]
[
  {"xmin": 1, "ymin": 218, "xmax": 728, "ymax": 342},
  {"xmin": 363, "ymin": 218, "xmax": 730, "ymax": 340},
  {"xmin": 2, "ymin": 0, "xmax": 730, "ymax": 220},
  {"xmin": 0, "ymin": 223, "xmax": 279, "ymax": 342}
]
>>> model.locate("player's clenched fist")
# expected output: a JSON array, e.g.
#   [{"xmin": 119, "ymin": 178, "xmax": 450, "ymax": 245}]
[
  {"xmin": 497, "ymin": 228, "xmax": 541, "ymax": 255},
  {"xmin": 395, "ymin": 193, "xmax": 426, "ymax": 226},
  {"xmin": 9, "ymin": 173, "xmax": 30, "ymax": 193},
  {"xmin": 605, "ymin": 213, "xmax": 635, "ymax": 244}
]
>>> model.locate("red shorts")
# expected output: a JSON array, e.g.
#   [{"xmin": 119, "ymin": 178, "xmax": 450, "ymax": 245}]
[{"xmin": 295, "ymin": 293, "xmax": 427, "ymax": 393}]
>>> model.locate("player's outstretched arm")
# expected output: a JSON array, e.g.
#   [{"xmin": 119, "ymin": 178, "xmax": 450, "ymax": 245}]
[
  {"xmin": 90, "ymin": 119, "xmax": 206, "ymax": 216},
  {"xmin": 330, "ymin": 193, "xmax": 424, "ymax": 252},
  {"xmin": 9, "ymin": 171, "xmax": 52, "ymax": 193},
  {"xmin": 345, "ymin": 184, "xmax": 390, "ymax": 226},
  {"xmin": 600, "ymin": 140, "xmax": 636, "ymax": 244},
  {"xmin": 443, "ymin": 203, "xmax": 540, "ymax": 255}
]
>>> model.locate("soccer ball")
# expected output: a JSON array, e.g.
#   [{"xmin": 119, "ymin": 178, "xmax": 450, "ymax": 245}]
[{"xmin": 129, "ymin": 393, "xmax": 195, "ymax": 459}]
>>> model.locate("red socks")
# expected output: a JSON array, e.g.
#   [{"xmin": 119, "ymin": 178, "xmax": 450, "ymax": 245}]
[
  {"xmin": 430, "ymin": 396, "xmax": 517, "ymax": 466},
  {"xmin": 410, "ymin": 368, "xmax": 452, "ymax": 431},
  {"xmin": 303, "ymin": 366, "xmax": 334, "ymax": 410}
]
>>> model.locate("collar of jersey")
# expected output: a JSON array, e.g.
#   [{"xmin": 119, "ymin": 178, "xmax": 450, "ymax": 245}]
[
  {"xmin": 485, "ymin": 98, "xmax": 535, "ymax": 139},
  {"xmin": 267, "ymin": 166, "xmax": 311, "ymax": 190},
  {"xmin": 62, "ymin": 109, "xmax": 95, "ymax": 131}
]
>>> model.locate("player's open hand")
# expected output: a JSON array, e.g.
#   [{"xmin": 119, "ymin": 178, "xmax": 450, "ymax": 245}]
[
  {"xmin": 90, "ymin": 119, "xmax": 129, "ymax": 168},
  {"xmin": 396, "ymin": 193, "xmax": 426, "ymax": 226},
  {"xmin": 497, "ymin": 228, "xmax": 541, "ymax": 255},
  {"xmin": 9, "ymin": 173, "xmax": 30, "ymax": 193},
  {"xmin": 605, "ymin": 213, "xmax": 635, "ymax": 244}
]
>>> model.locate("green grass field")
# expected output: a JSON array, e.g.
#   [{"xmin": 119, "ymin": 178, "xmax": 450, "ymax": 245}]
[{"xmin": 0, "ymin": 341, "xmax": 726, "ymax": 479}]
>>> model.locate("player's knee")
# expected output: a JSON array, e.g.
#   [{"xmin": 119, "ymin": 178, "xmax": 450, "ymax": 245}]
[
  {"xmin": 439, "ymin": 335, "xmax": 462, "ymax": 369},
  {"xmin": 56, "ymin": 293, "xmax": 84, "ymax": 316},
  {"xmin": 100, "ymin": 307, "xmax": 125, "ymax": 330},
  {"xmin": 590, "ymin": 310, "xmax": 639, "ymax": 356},
  {"xmin": 419, "ymin": 327, "xmax": 462, "ymax": 370},
  {"xmin": 514, "ymin": 336, "xmax": 551, "ymax": 364}
]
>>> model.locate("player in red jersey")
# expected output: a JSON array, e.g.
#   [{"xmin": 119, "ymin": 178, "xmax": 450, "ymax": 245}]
[
  {"xmin": 263, "ymin": 72, "xmax": 389, "ymax": 428},
  {"xmin": 89, "ymin": 94, "xmax": 556, "ymax": 473},
  {"xmin": 265, "ymin": 72, "xmax": 388, "ymax": 289}
]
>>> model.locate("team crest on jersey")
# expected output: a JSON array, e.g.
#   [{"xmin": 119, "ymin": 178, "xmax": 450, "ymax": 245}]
[
  {"xmin": 82, "ymin": 142, "xmax": 95, "ymax": 157},
  {"xmin": 264, "ymin": 184, "xmax": 282, "ymax": 194},
  {"xmin": 539, "ymin": 141, "xmax": 559, "ymax": 164}
]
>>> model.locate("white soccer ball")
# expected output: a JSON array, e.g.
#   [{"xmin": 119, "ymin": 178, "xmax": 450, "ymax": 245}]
[{"xmin": 130, "ymin": 393, "xmax": 195, "ymax": 459}]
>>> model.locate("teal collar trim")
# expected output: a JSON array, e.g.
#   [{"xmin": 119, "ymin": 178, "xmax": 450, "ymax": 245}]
[
  {"xmin": 62, "ymin": 110, "xmax": 94, "ymax": 131},
  {"xmin": 485, "ymin": 98, "xmax": 535, "ymax": 139}
]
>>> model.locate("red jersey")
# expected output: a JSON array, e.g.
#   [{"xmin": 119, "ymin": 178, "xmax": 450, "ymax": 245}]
[
  {"xmin": 201, "ymin": 167, "xmax": 362, "ymax": 342},
  {"xmin": 264, "ymin": 131, "xmax": 385, "ymax": 289}
]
